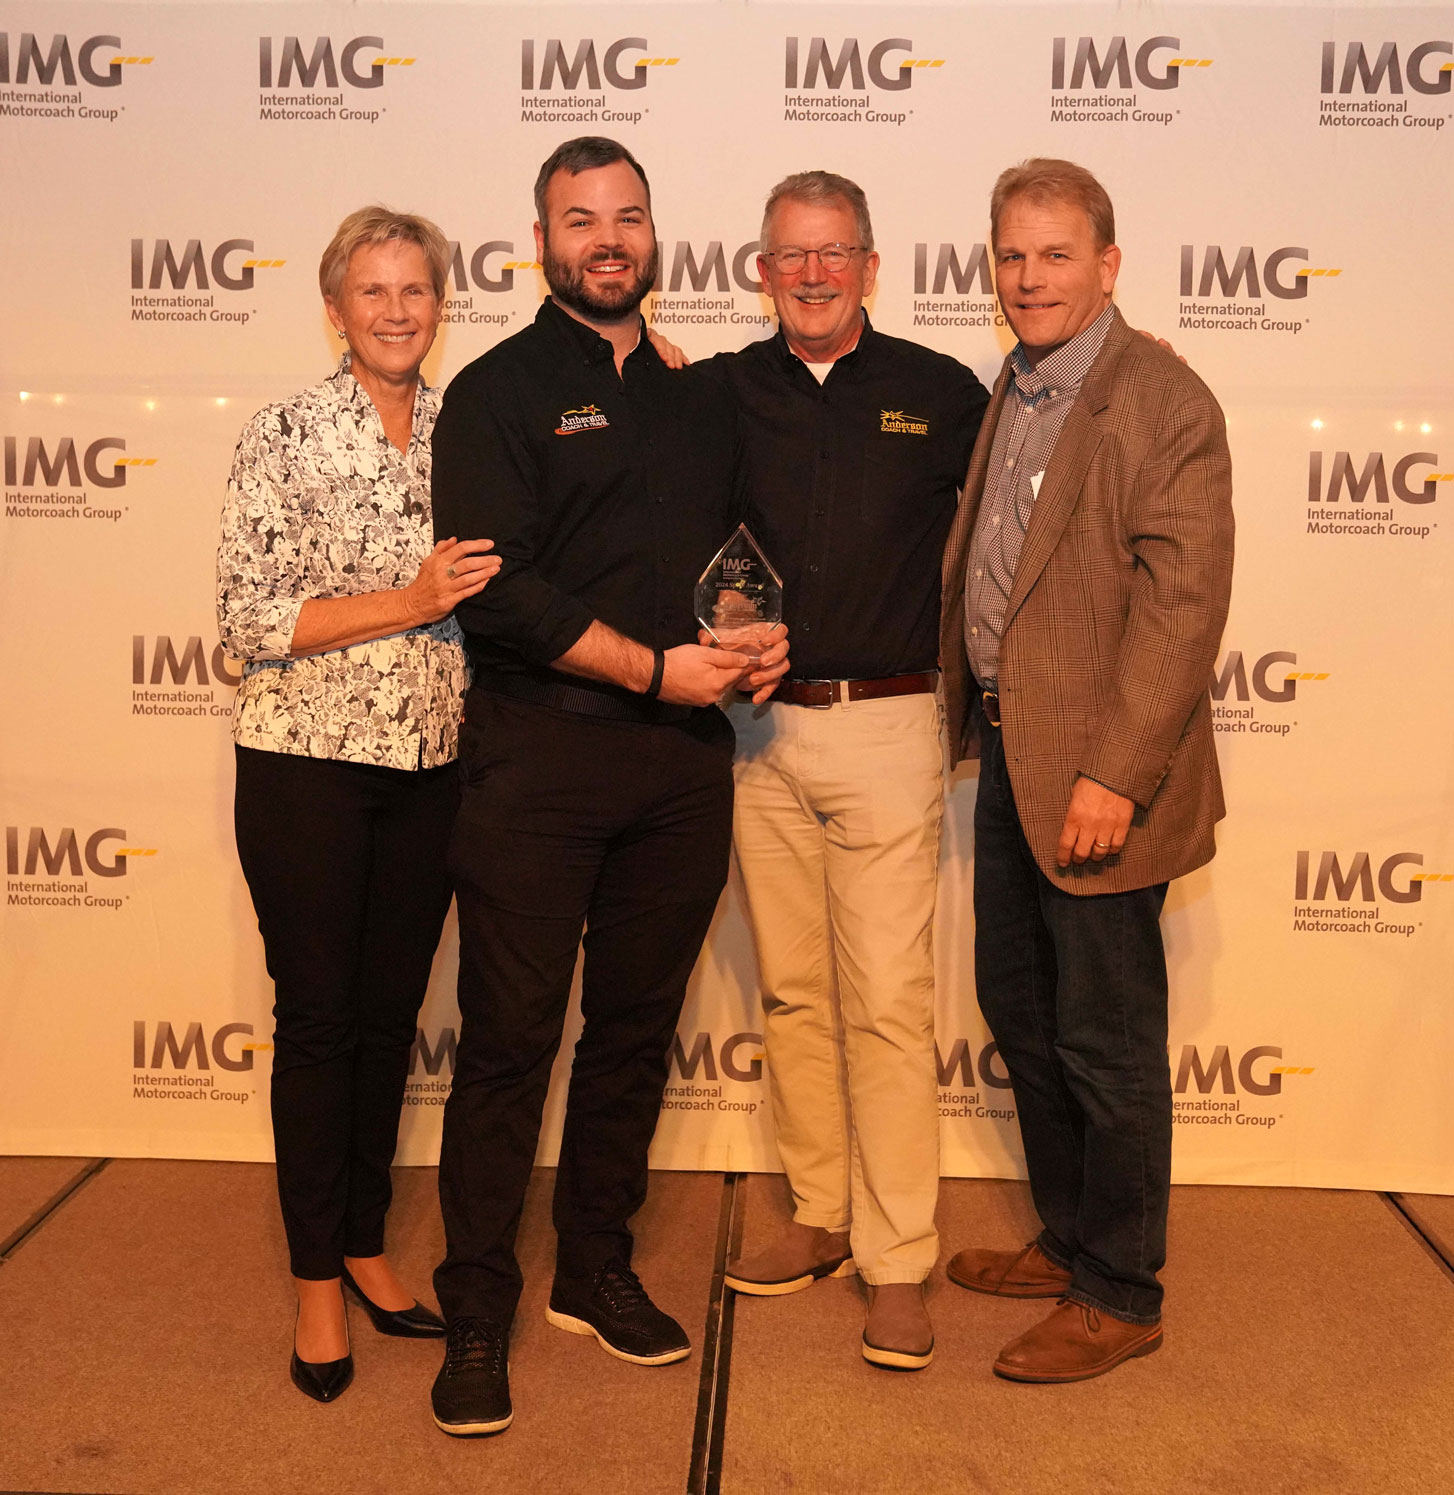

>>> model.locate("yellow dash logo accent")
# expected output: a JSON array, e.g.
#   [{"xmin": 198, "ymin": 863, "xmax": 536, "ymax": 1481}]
[
  {"xmin": 1282, "ymin": 672, "xmax": 1330, "ymax": 682},
  {"xmin": 1296, "ymin": 268, "xmax": 1343, "ymax": 278},
  {"xmin": 910, "ymin": 59, "xmax": 946, "ymax": 68},
  {"xmin": 1269, "ymin": 1066, "xmax": 1315, "ymax": 1076},
  {"xmin": 1168, "ymin": 58, "xmax": 1214, "ymax": 68},
  {"xmin": 112, "ymin": 457, "xmax": 159, "ymax": 468},
  {"xmin": 640, "ymin": 58, "xmax": 680, "ymax": 67},
  {"xmin": 241, "ymin": 260, "xmax": 287, "ymax": 269},
  {"xmin": 371, "ymin": 57, "xmax": 418, "ymax": 67},
  {"xmin": 116, "ymin": 847, "xmax": 159, "ymax": 858},
  {"xmin": 556, "ymin": 404, "xmax": 610, "ymax": 436},
  {"xmin": 503, "ymin": 261, "xmax": 542, "ymax": 271},
  {"xmin": 881, "ymin": 409, "xmax": 930, "ymax": 435},
  {"xmin": 241, "ymin": 1043, "xmax": 275, "ymax": 1053},
  {"xmin": 1409, "ymin": 872, "xmax": 1454, "ymax": 883},
  {"xmin": 110, "ymin": 57, "xmax": 156, "ymax": 66}
]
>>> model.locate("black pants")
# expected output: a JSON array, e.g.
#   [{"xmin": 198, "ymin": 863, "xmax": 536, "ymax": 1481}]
[
  {"xmin": 234, "ymin": 745, "xmax": 458, "ymax": 1280},
  {"xmin": 435, "ymin": 692, "xmax": 735, "ymax": 1327},
  {"xmin": 972, "ymin": 721, "xmax": 1171, "ymax": 1325}
]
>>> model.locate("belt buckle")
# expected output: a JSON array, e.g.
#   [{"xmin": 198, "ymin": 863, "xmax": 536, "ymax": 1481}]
[
  {"xmin": 981, "ymin": 689, "xmax": 1002, "ymax": 728},
  {"xmin": 803, "ymin": 679, "xmax": 838, "ymax": 709}
]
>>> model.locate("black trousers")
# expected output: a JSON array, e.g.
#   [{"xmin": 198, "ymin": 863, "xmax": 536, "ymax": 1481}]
[
  {"xmin": 234, "ymin": 745, "xmax": 458, "ymax": 1280},
  {"xmin": 972, "ymin": 721, "xmax": 1172, "ymax": 1325},
  {"xmin": 435, "ymin": 692, "xmax": 735, "ymax": 1327}
]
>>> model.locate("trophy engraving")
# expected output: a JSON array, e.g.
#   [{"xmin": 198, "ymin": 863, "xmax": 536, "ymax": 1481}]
[{"xmin": 695, "ymin": 524, "xmax": 783, "ymax": 664}]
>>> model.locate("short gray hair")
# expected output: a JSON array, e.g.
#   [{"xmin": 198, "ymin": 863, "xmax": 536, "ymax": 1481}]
[
  {"xmin": 760, "ymin": 170, "xmax": 874, "ymax": 252},
  {"xmin": 318, "ymin": 205, "xmax": 451, "ymax": 301},
  {"xmin": 533, "ymin": 136, "xmax": 652, "ymax": 226},
  {"xmin": 990, "ymin": 159, "xmax": 1116, "ymax": 251}
]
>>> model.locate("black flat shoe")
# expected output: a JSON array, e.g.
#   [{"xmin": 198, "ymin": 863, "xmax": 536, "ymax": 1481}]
[
  {"xmin": 343, "ymin": 1267, "xmax": 446, "ymax": 1338},
  {"xmin": 290, "ymin": 1348, "xmax": 354, "ymax": 1403}
]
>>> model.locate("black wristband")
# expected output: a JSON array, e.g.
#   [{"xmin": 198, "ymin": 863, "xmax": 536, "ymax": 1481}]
[{"xmin": 645, "ymin": 647, "xmax": 666, "ymax": 699}]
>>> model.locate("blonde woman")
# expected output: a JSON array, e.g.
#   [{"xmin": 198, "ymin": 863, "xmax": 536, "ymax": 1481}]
[{"xmin": 218, "ymin": 207, "xmax": 498, "ymax": 1402}]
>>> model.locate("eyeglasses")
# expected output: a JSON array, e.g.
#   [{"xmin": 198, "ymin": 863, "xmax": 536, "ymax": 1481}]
[{"xmin": 762, "ymin": 244, "xmax": 862, "ymax": 274}]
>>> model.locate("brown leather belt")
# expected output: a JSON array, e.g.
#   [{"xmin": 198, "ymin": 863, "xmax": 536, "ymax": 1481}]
[{"xmin": 774, "ymin": 672, "xmax": 938, "ymax": 709}]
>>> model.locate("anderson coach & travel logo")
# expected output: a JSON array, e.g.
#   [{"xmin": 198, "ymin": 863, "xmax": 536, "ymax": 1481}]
[
  {"xmin": 1177, "ymin": 244, "xmax": 1342, "ymax": 338},
  {"xmin": 1048, "ymin": 34, "xmax": 1212, "ymax": 128},
  {"xmin": 782, "ymin": 35, "xmax": 944, "ymax": 128},
  {"xmin": 258, "ymin": 34, "xmax": 416, "ymax": 125},
  {"xmin": 3, "ymin": 426, "xmax": 155, "ymax": 523},
  {"xmin": 519, "ymin": 36, "xmax": 679, "ymax": 128},
  {"xmin": 1318, "ymin": 38, "xmax": 1451, "ymax": 131},
  {"xmin": 1305, "ymin": 444, "xmax": 1446, "ymax": 542},
  {"xmin": 0, "ymin": 29, "xmax": 150, "ymax": 123},
  {"xmin": 128, "ymin": 237, "xmax": 284, "ymax": 328},
  {"xmin": 1210, "ymin": 649, "xmax": 1328, "ymax": 742},
  {"xmin": 6, "ymin": 824, "xmax": 156, "ymax": 911},
  {"xmin": 1292, "ymin": 848, "xmax": 1449, "ymax": 939}
]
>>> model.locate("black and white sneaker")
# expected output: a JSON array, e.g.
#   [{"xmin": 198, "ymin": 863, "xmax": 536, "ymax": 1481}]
[
  {"xmin": 431, "ymin": 1317, "xmax": 513, "ymax": 1436},
  {"xmin": 546, "ymin": 1260, "xmax": 691, "ymax": 1365}
]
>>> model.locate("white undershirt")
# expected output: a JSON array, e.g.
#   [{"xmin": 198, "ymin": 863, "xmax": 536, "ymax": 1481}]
[{"xmin": 802, "ymin": 362, "xmax": 833, "ymax": 384}]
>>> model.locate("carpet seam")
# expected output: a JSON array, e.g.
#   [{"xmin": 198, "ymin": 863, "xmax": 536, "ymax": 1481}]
[
  {"xmin": 686, "ymin": 1171, "xmax": 742, "ymax": 1495},
  {"xmin": 1382, "ymin": 1191, "xmax": 1454, "ymax": 1287},
  {"xmin": 0, "ymin": 1158, "xmax": 111, "ymax": 1261}
]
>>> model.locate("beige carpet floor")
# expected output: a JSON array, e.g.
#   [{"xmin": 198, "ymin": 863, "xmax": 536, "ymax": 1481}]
[
  {"xmin": 0, "ymin": 1160, "xmax": 720, "ymax": 1495},
  {"xmin": 721, "ymin": 1175, "xmax": 1454, "ymax": 1495}
]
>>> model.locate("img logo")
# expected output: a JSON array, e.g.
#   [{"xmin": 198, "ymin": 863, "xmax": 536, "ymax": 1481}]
[
  {"xmin": 911, "ymin": 242, "xmax": 997, "ymax": 330},
  {"xmin": 3, "ymin": 433, "xmax": 149, "ymax": 521},
  {"xmin": 442, "ymin": 240, "xmax": 527, "ymax": 330},
  {"xmin": 1177, "ymin": 245, "xmax": 1341, "ymax": 337},
  {"xmin": 258, "ymin": 35, "xmax": 409, "ymax": 89},
  {"xmin": 129, "ymin": 239, "xmax": 280, "ymax": 293},
  {"xmin": 0, "ymin": 31, "xmax": 150, "ymax": 87},
  {"xmin": 1210, "ymin": 650, "xmax": 1324, "ymax": 738},
  {"xmin": 1317, "ymin": 40, "xmax": 1450, "ymax": 129},
  {"xmin": 1050, "ymin": 36, "xmax": 1210, "ymax": 91},
  {"xmin": 6, "ymin": 825, "xmax": 154, "ymax": 908},
  {"xmin": 521, "ymin": 37, "xmax": 670, "ymax": 92},
  {"xmin": 130, "ymin": 634, "xmax": 240, "ymax": 720},
  {"xmin": 133, "ymin": 1020, "xmax": 258, "ymax": 1072},
  {"xmin": 782, "ymin": 37, "xmax": 943, "ymax": 127},
  {"xmin": 646, "ymin": 241, "xmax": 768, "ymax": 332},
  {"xmin": 1295, "ymin": 850, "xmax": 1424, "ymax": 904},
  {"xmin": 1306, "ymin": 451, "xmax": 1446, "ymax": 539}
]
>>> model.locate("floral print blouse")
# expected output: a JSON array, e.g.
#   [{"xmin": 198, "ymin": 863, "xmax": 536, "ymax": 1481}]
[{"xmin": 216, "ymin": 356, "xmax": 468, "ymax": 769}]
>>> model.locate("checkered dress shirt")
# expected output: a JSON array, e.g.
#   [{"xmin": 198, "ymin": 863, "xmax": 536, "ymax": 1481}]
[{"xmin": 964, "ymin": 302, "xmax": 1116, "ymax": 689}]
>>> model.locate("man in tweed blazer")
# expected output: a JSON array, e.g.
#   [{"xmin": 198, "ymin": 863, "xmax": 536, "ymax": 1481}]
[{"xmin": 940, "ymin": 160, "xmax": 1233, "ymax": 1382}]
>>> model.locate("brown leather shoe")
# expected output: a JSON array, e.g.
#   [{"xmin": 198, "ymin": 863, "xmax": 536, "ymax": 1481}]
[
  {"xmin": 724, "ymin": 1224, "xmax": 855, "ymax": 1296},
  {"xmin": 861, "ymin": 1283, "xmax": 933, "ymax": 1371},
  {"xmin": 993, "ymin": 1299, "xmax": 1162, "ymax": 1383},
  {"xmin": 945, "ymin": 1241, "xmax": 1071, "ymax": 1298}
]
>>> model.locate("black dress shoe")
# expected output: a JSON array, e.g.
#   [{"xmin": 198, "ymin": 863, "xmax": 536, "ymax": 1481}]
[
  {"xmin": 290, "ymin": 1347, "xmax": 354, "ymax": 1402},
  {"xmin": 546, "ymin": 1260, "xmax": 691, "ymax": 1365},
  {"xmin": 432, "ymin": 1318, "xmax": 513, "ymax": 1437},
  {"xmin": 342, "ymin": 1267, "xmax": 446, "ymax": 1338}
]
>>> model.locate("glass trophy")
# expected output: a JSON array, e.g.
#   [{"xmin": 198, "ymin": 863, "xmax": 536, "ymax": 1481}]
[{"xmin": 695, "ymin": 524, "xmax": 783, "ymax": 664}]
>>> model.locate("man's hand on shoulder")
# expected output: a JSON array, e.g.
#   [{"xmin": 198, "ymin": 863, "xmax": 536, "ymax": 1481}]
[
  {"xmin": 1136, "ymin": 328, "xmax": 1188, "ymax": 366},
  {"xmin": 1057, "ymin": 775, "xmax": 1135, "ymax": 868},
  {"xmin": 647, "ymin": 328, "xmax": 691, "ymax": 370}
]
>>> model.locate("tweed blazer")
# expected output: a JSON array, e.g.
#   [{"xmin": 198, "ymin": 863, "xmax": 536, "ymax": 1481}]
[{"xmin": 940, "ymin": 309, "xmax": 1234, "ymax": 894}]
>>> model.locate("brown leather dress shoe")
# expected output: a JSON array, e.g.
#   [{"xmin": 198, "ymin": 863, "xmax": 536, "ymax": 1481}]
[
  {"xmin": 993, "ymin": 1298, "xmax": 1162, "ymax": 1383},
  {"xmin": 945, "ymin": 1241, "xmax": 1072, "ymax": 1298}
]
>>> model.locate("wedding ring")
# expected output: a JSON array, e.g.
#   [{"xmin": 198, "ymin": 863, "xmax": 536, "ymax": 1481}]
[
  {"xmin": 1094, "ymin": 840, "xmax": 1110, "ymax": 848},
  {"xmin": 446, "ymin": 564, "xmax": 458, "ymax": 578}
]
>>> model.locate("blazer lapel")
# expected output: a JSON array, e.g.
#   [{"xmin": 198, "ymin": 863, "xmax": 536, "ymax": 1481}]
[{"xmin": 1002, "ymin": 314, "xmax": 1133, "ymax": 631}]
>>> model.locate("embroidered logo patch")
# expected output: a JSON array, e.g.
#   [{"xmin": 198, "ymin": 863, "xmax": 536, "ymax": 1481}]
[
  {"xmin": 555, "ymin": 404, "xmax": 610, "ymax": 436},
  {"xmin": 880, "ymin": 409, "xmax": 929, "ymax": 435}
]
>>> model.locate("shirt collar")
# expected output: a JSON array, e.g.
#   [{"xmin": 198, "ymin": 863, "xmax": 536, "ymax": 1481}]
[
  {"xmin": 539, "ymin": 295, "xmax": 648, "ymax": 368},
  {"xmin": 775, "ymin": 310, "xmax": 875, "ymax": 377},
  {"xmin": 330, "ymin": 353, "xmax": 431, "ymax": 448},
  {"xmin": 1009, "ymin": 302, "xmax": 1117, "ymax": 405}
]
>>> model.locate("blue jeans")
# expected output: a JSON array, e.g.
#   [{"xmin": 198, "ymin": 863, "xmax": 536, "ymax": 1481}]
[{"xmin": 972, "ymin": 721, "xmax": 1171, "ymax": 1325}]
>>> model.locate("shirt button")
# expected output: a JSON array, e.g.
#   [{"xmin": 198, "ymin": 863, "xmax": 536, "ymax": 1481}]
[
  {"xmin": 975, "ymin": 569, "xmax": 983, "ymax": 579},
  {"xmin": 819, "ymin": 450, "xmax": 830, "ymax": 460},
  {"xmin": 970, "ymin": 626, "xmax": 979, "ymax": 636},
  {"xmin": 992, "ymin": 516, "xmax": 1001, "ymax": 526},
  {"xmin": 809, "ymin": 564, "xmax": 819, "ymax": 573},
  {"xmin": 1006, "ymin": 457, "xmax": 1015, "ymax": 469}
]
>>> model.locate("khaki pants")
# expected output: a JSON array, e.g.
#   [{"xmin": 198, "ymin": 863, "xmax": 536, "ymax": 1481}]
[{"xmin": 728, "ymin": 692, "xmax": 943, "ymax": 1282}]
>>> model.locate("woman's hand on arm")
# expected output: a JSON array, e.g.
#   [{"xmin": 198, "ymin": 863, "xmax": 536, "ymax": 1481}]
[{"xmin": 288, "ymin": 538, "xmax": 499, "ymax": 658}]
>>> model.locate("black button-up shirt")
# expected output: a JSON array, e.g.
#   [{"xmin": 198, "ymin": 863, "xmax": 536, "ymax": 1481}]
[
  {"xmin": 432, "ymin": 298, "xmax": 740, "ymax": 692},
  {"xmin": 707, "ymin": 319, "xmax": 989, "ymax": 680}
]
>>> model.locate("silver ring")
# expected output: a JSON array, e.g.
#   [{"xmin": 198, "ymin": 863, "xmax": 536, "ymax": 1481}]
[{"xmin": 446, "ymin": 564, "xmax": 457, "ymax": 579}]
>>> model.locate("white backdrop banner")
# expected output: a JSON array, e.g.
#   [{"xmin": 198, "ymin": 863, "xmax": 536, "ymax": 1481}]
[{"xmin": 2, "ymin": 2, "xmax": 1451, "ymax": 1192}]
